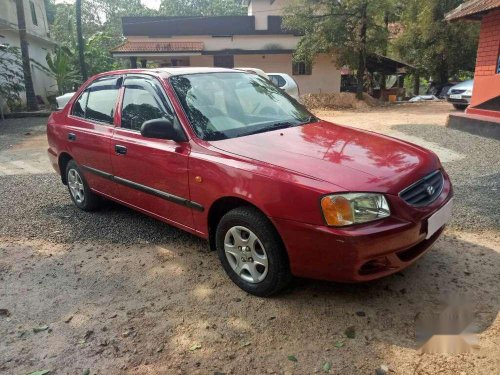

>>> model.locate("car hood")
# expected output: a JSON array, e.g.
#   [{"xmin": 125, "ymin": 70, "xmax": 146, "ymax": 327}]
[
  {"xmin": 209, "ymin": 120, "xmax": 440, "ymax": 194},
  {"xmin": 449, "ymin": 80, "xmax": 474, "ymax": 91}
]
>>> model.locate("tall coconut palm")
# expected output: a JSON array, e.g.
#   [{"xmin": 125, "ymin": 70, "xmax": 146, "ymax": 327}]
[
  {"xmin": 76, "ymin": 0, "xmax": 88, "ymax": 81},
  {"xmin": 15, "ymin": 0, "xmax": 38, "ymax": 111}
]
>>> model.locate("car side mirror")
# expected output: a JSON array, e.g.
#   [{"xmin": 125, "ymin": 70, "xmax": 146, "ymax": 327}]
[{"xmin": 140, "ymin": 118, "xmax": 187, "ymax": 142}]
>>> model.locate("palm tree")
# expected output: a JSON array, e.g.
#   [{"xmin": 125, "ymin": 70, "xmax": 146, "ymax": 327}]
[
  {"xmin": 76, "ymin": 0, "xmax": 88, "ymax": 81},
  {"xmin": 15, "ymin": 0, "xmax": 38, "ymax": 111}
]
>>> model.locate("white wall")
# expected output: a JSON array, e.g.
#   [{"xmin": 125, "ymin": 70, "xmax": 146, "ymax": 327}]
[
  {"xmin": 0, "ymin": 0, "xmax": 51, "ymax": 40},
  {"xmin": 248, "ymin": 0, "xmax": 288, "ymax": 30},
  {"xmin": 0, "ymin": 0, "xmax": 57, "ymax": 105},
  {"xmin": 234, "ymin": 53, "xmax": 340, "ymax": 94},
  {"xmin": 0, "ymin": 30, "xmax": 57, "ymax": 104}
]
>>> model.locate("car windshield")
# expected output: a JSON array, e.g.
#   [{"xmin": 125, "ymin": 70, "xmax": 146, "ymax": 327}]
[{"xmin": 169, "ymin": 72, "xmax": 315, "ymax": 141}]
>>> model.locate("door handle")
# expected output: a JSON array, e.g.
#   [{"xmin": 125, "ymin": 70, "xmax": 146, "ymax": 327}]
[
  {"xmin": 115, "ymin": 144, "xmax": 127, "ymax": 155},
  {"xmin": 68, "ymin": 133, "xmax": 76, "ymax": 141}
]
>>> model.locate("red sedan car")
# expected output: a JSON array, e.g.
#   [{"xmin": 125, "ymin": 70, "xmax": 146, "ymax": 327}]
[{"xmin": 47, "ymin": 68, "xmax": 453, "ymax": 296}]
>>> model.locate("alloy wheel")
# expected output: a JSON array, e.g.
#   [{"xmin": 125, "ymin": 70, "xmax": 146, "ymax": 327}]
[
  {"xmin": 68, "ymin": 168, "xmax": 85, "ymax": 204},
  {"xmin": 224, "ymin": 226, "xmax": 269, "ymax": 283}
]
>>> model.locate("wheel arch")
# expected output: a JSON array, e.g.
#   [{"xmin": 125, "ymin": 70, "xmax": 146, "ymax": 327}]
[
  {"xmin": 207, "ymin": 196, "xmax": 282, "ymax": 252},
  {"xmin": 58, "ymin": 152, "xmax": 73, "ymax": 185}
]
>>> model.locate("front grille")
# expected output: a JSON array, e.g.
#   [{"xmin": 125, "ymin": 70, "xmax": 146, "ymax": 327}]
[
  {"xmin": 450, "ymin": 89, "xmax": 465, "ymax": 95},
  {"xmin": 399, "ymin": 170, "xmax": 444, "ymax": 207}
]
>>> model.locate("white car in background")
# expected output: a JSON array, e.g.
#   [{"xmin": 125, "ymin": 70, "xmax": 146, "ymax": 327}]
[
  {"xmin": 446, "ymin": 79, "xmax": 474, "ymax": 110},
  {"xmin": 268, "ymin": 73, "xmax": 300, "ymax": 101},
  {"xmin": 235, "ymin": 67, "xmax": 269, "ymax": 79},
  {"xmin": 56, "ymin": 92, "xmax": 76, "ymax": 110}
]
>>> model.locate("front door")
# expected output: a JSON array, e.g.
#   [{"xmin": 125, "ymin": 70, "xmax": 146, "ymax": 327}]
[
  {"xmin": 111, "ymin": 75, "xmax": 193, "ymax": 229},
  {"xmin": 67, "ymin": 75, "xmax": 121, "ymax": 192}
]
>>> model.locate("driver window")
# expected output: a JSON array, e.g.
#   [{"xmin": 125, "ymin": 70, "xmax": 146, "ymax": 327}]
[{"xmin": 121, "ymin": 77, "xmax": 173, "ymax": 132}]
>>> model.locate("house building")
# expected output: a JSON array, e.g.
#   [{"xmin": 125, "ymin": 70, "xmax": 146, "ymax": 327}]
[
  {"xmin": 111, "ymin": 0, "xmax": 341, "ymax": 95},
  {"xmin": 0, "ymin": 0, "xmax": 57, "ymax": 106},
  {"xmin": 446, "ymin": 0, "xmax": 500, "ymax": 139}
]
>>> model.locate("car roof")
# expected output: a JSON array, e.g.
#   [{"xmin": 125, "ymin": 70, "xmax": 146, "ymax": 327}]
[{"xmin": 92, "ymin": 67, "xmax": 239, "ymax": 79}]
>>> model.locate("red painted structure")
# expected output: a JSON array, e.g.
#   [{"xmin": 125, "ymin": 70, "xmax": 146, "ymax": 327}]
[
  {"xmin": 47, "ymin": 68, "xmax": 453, "ymax": 283},
  {"xmin": 447, "ymin": 0, "xmax": 500, "ymax": 119}
]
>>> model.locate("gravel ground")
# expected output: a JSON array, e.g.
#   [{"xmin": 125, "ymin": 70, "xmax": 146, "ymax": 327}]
[
  {"xmin": 393, "ymin": 124, "xmax": 500, "ymax": 232},
  {"xmin": 1, "ymin": 106, "xmax": 499, "ymax": 375}
]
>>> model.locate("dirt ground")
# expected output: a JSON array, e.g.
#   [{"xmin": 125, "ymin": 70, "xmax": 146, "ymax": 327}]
[{"xmin": 0, "ymin": 102, "xmax": 499, "ymax": 375}]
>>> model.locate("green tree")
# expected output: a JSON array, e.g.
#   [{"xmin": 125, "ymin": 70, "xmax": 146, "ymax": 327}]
[
  {"xmin": 159, "ymin": 0, "xmax": 246, "ymax": 16},
  {"xmin": 45, "ymin": 47, "xmax": 81, "ymax": 95},
  {"xmin": 15, "ymin": 0, "xmax": 39, "ymax": 111},
  {"xmin": 0, "ymin": 46, "xmax": 25, "ymax": 109},
  {"xmin": 393, "ymin": 0, "xmax": 479, "ymax": 91},
  {"xmin": 283, "ymin": 0, "xmax": 393, "ymax": 99}
]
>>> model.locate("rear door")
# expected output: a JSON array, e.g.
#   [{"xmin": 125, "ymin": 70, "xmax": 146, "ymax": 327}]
[
  {"xmin": 67, "ymin": 75, "xmax": 121, "ymax": 192},
  {"xmin": 111, "ymin": 75, "xmax": 194, "ymax": 229}
]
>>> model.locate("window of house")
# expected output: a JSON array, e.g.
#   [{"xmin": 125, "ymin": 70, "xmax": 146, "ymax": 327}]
[
  {"xmin": 214, "ymin": 55, "xmax": 234, "ymax": 69},
  {"xmin": 71, "ymin": 76, "xmax": 120, "ymax": 125},
  {"xmin": 292, "ymin": 61, "xmax": 312, "ymax": 75},
  {"xmin": 29, "ymin": 1, "xmax": 38, "ymax": 26},
  {"xmin": 121, "ymin": 77, "xmax": 174, "ymax": 132}
]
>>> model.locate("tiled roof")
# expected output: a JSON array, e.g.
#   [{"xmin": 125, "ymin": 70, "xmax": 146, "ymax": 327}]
[
  {"xmin": 445, "ymin": 0, "xmax": 500, "ymax": 21},
  {"xmin": 111, "ymin": 41, "xmax": 204, "ymax": 53}
]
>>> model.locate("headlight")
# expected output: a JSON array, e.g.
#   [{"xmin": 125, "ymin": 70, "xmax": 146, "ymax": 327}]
[
  {"xmin": 320, "ymin": 193, "xmax": 390, "ymax": 226},
  {"xmin": 464, "ymin": 89, "xmax": 473, "ymax": 96}
]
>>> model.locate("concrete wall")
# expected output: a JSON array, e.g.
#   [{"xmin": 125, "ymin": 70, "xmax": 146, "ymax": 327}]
[
  {"xmin": 0, "ymin": 0, "xmax": 57, "ymax": 105},
  {"xmin": 0, "ymin": 0, "xmax": 51, "ymax": 40},
  {"xmin": 248, "ymin": 0, "xmax": 287, "ymax": 30},
  {"xmin": 191, "ymin": 53, "xmax": 340, "ymax": 95}
]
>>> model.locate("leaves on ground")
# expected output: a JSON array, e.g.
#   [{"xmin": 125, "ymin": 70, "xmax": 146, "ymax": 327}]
[
  {"xmin": 82, "ymin": 370, "xmax": 90, "ymax": 375},
  {"xmin": 323, "ymin": 361, "xmax": 332, "ymax": 372},
  {"xmin": 26, "ymin": 371, "xmax": 50, "ymax": 375},
  {"xmin": 345, "ymin": 326, "xmax": 356, "ymax": 339},
  {"xmin": 240, "ymin": 341, "xmax": 251, "ymax": 348},
  {"xmin": 189, "ymin": 343, "xmax": 202, "ymax": 351},
  {"xmin": 334, "ymin": 340, "xmax": 345, "ymax": 348},
  {"xmin": 287, "ymin": 355, "xmax": 298, "ymax": 362},
  {"xmin": 33, "ymin": 325, "xmax": 49, "ymax": 333}
]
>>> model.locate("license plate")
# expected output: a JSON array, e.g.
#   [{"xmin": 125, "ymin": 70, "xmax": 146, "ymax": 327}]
[
  {"xmin": 426, "ymin": 199, "xmax": 453, "ymax": 239},
  {"xmin": 449, "ymin": 94, "xmax": 462, "ymax": 99}
]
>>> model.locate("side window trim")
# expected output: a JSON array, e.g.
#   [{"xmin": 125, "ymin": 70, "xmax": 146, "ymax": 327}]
[
  {"xmin": 69, "ymin": 75, "xmax": 123, "ymax": 127},
  {"xmin": 119, "ymin": 74, "xmax": 177, "ymax": 133}
]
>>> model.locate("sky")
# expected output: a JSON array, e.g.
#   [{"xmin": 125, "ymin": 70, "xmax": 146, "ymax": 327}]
[{"xmin": 54, "ymin": 0, "xmax": 162, "ymax": 10}]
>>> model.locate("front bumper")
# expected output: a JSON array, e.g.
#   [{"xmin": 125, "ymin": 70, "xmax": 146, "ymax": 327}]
[
  {"xmin": 273, "ymin": 180, "xmax": 452, "ymax": 282},
  {"xmin": 447, "ymin": 96, "xmax": 471, "ymax": 105}
]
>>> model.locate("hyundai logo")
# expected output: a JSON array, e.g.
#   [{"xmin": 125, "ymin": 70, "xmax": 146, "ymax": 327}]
[{"xmin": 426, "ymin": 185, "xmax": 435, "ymax": 196}]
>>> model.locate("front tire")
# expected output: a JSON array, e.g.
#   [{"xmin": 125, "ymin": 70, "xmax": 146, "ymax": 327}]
[
  {"xmin": 453, "ymin": 104, "xmax": 467, "ymax": 110},
  {"xmin": 216, "ymin": 207, "xmax": 292, "ymax": 296},
  {"xmin": 65, "ymin": 159, "xmax": 101, "ymax": 211}
]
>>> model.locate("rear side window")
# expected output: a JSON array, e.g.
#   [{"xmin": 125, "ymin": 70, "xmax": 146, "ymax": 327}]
[
  {"xmin": 270, "ymin": 75, "xmax": 286, "ymax": 88},
  {"xmin": 72, "ymin": 90, "xmax": 88, "ymax": 118},
  {"xmin": 121, "ymin": 76, "xmax": 175, "ymax": 132},
  {"xmin": 71, "ymin": 76, "xmax": 121, "ymax": 125}
]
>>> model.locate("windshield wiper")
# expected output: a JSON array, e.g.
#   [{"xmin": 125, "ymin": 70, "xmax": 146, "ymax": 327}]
[
  {"xmin": 300, "ymin": 115, "xmax": 318, "ymax": 125},
  {"xmin": 243, "ymin": 121, "xmax": 296, "ymax": 136}
]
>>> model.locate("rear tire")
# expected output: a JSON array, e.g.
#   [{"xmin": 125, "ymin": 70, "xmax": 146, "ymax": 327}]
[
  {"xmin": 216, "ymin": 207, "xmax": 292, "ymax": 297},
  {"xmin": 65, "ymin": 159, "xmax": 101, "ymax": 211}
]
